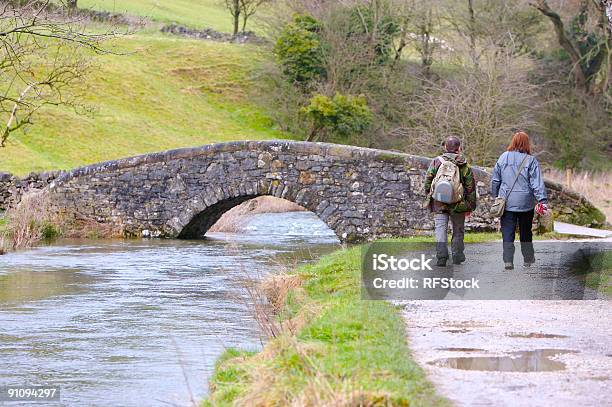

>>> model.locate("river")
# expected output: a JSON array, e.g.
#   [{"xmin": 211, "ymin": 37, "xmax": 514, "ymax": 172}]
[{"xmin": 0, "ymin": 212, "xmax": 340, "ymax": 406}]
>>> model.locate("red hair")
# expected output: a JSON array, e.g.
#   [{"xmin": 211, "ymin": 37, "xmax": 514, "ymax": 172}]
[{"xmin": 507, "ymin": 131, "xmax": 531, "ymax": 155}]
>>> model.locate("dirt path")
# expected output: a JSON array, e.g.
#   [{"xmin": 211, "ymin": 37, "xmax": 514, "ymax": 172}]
[{"xmin": 401, "ymin": 300, "xmax": 612, "ymax": 406}]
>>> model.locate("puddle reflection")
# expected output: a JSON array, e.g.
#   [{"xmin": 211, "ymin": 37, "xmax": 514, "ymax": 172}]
[{"xmin": 432, "ymin": 349, "xmax": 576, "ymax": 372}]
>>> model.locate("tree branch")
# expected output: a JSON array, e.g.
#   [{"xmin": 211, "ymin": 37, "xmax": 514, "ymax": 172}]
[{"xmin": 531, "ymin": 0, "xmax": 588, "ymax": 89}]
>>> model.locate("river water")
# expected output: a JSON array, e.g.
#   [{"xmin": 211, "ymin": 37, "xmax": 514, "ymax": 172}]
[{"xmin": 0, "ymin": 212, "xmax": 339, "ymax": 406}]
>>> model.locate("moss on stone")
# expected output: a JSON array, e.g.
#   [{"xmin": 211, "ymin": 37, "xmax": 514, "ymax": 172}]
[
  {"xmin": 554, "ymin": 203, "xmax": 606, "ymax": 227},
  {"xmin": 374, "ymin": 152, "xmax": 405, "ymax": 164}
]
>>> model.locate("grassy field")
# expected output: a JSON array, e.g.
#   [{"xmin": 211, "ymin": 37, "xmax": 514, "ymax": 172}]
[
  {"xmin": 1, "ymin": 33, "xmax": 291, "ymax": 175},
  {"xmin": 77, "ymin": 0, "xmax": 262, "ymax": 32},
  {"xmin": 206, "ymin": 244, "xmax": 446, "ymax": 406}
]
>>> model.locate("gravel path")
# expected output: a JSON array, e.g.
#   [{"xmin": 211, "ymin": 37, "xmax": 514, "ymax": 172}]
[
  {"xmin": 554, "ymin": 221, "xmax": 612, "ymax": 238},
  {"xmin": 401, "ymin": 300, "xmax": 612, "ymax": 406}
]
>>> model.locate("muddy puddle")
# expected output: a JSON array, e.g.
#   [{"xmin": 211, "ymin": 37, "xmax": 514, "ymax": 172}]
[
  {"xmin": 507, "ymin": 332, "xmax": 569, "ymax": 339},
  {"xmin": 431, "ymin": 349, "xmax": 576, "ymax": 372},
  {"xmin": 443, "ymin": 328, "xmax": 471, "ymax": 333}
]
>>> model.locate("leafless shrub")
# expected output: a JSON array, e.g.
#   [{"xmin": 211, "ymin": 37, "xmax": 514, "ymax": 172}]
[
  {"xmin": 232, "ymin": 252, "xmax": 311, "ymax": 343},
  {"xmin": 403, "ymin": 51, "xmax": 544, "ymax": 166},
  {"xmin": 241, "ymin": 275, "xmax": 284, "ymax": 340},
  {"xmin": 59, "ymin": 216, "xmax": 123, "ymax": 239},
  {"xmin": 260, "ymin": 272, "xmax": 305, "ymax": 313},
  {"xmin": 0, "ymin": 189, "xmax": 53, "ymax": 250}
]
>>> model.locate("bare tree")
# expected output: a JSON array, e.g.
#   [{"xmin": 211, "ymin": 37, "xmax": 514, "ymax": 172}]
[
  {"xmin": 412, "ymin": 0, "xmax": 440, "ymax": 77},
  {"xmin": 532, "ymin": 0, "xmax": 611, "ymax": 94},
  {"xmin": 404, "ymin": 52, "xmax": 543, "ymax": 166},
  {"xmin": 223, "ymin": 0, "xmax": 241, "ymax": 35},
  {"xmin": 239, "ymin": 0, "xmax": 269, "ymax": 32},
  {"xmin": 445, "ymin": 0, "xmax": 544, "ymax": 67},
  {"xmin": 466, "ymin": 0, "xmax": 477, "ymax": 64},
  {"xmin": 0, "ymin": 1, "xmax": 119, "ymax": 147},
  {"xmin": 444, "ymin": 0, "xmax": 484, "ymax": 66},
  {"xmin": 389, "ymin": 0, "xmax": 413, "ymax": 61}
]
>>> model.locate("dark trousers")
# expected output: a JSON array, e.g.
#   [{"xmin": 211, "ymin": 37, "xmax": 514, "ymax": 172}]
[{"xmin": 500, "ymin": 210, "xmax": 535, "ymax": 264}]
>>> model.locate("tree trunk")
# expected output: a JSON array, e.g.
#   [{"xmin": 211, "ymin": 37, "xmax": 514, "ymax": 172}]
[
  {"xmin": 67, "ymin": 0, "xmax": 77, "ymax": 9},
  {"xmin": 467, "ymin": 0, "xmax": 477, "ymax": 66},
  {"xmin": 306, "ymin": 126, "xmax": 321, "ymax": 142},
  {"xmin": 606, "ymin": 1, "xmax": 612, "ymax": 35},
  {"xmin": 533, "ymin": 0, "xmax": 588, "ymax": 91},
  {"xmin": 232, "ymin": 0, "xmax": 240, "ymax": 35}
]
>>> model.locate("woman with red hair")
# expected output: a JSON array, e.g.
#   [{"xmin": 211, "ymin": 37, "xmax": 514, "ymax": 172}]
[{"xmin": 491, "ymin": 131, "xmax": 548, "ymax": 269}]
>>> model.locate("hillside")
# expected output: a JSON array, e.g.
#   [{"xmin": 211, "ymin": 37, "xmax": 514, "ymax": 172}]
[
  {"xmin": 1, "ymin": 32, "xmax": 290, "ymax": 176},
  {"xmin": 77, "ymin": 0, "xmax": 251, "ymax": 31}
]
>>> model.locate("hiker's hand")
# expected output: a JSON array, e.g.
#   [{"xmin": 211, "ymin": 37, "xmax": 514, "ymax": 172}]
[
  {"xmin": 465, "ymin": 211, "xmax": 472, "ymax": 219},
  {"xmin": 535, "ymin": 203, "xmax": 548, "ymax": 216}
]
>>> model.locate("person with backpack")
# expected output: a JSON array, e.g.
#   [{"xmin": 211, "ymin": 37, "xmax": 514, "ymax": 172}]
[
  {"xmin": 490, "ymin": 131, "xmax": 548, "ymax": 270},
  {"xmin": 424, "ymin": 136, "xmax": 477, "ymax": 267}
]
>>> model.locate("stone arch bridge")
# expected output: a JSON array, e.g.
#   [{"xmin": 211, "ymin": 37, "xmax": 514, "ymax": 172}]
[{"xmin": 47, "ymin": 141, "xmax": 603, "ymax": 242}]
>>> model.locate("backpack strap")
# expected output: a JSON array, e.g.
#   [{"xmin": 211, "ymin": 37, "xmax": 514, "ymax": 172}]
[
  {"xmin": 505, "ymin": 154, "xmax": 529, "ymax": 198},
  {"xmin": 427, "ymin": 156, "xmax": 445, "ymax": 197}
]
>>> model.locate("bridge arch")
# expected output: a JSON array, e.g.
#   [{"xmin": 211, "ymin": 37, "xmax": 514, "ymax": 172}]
[
  {"xmin": 47, "ymin": 141, "xmax": 604, "ymax": 242},
  {"xmin": 48, "ymin": 141, "xmax": 437, "ymax": 242},
  {"xmin": 178, "ymin": 192, "xmax": 328, "ymax": 240}
]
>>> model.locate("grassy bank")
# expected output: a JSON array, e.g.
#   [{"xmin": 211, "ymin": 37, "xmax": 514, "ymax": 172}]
[
  {"xmin": 205, "ymin": 230, "xmax": 587, "ymax": 405},
  {"xmin": 205, "ymin": 244, "xmax": 447, "ymax": 406},
  {"xmin": 1, "ymin": 33, "xmax": 290, "ymax": 175}
]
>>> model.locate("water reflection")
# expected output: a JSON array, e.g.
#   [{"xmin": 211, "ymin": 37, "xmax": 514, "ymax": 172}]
[
  {"xmin": 0, "ymin": 270, "xmax": 94, "ymax": 305},
  {"xmin": 0, "ymin": 212, "xmax": 339, "ymax": 406},
  {"xmin": 432, "ymin": 349, "xmax": 576, "ymax": 372}
]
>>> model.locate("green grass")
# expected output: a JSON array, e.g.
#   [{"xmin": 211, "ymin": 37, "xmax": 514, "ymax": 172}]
[
  {"xmin": 380, "ymin": 232, "xmax": 502, "ymax": 244},
  {"xmin": 375, "ymin": 231, "xmax": 585, "ymax": 244},
  {"xmin": 206, "ymin": 245, "xmax": 446, "ymax": 406},
  {"xmin": 583, "ymin": 251, "xmax": 612, "ymax": 297},
  {"xmin": 77, "ymin": 0, "xmax": 264, "ymax": 32},
  {"xmin": 1, "ymin": 33, "xmax": 292, "ymax": 175}
]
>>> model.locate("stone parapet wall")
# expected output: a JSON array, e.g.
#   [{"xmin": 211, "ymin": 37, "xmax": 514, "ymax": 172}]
[
  {"xmin": 44, "ymin": 141, "xmax": 605, "ymax": 242},
  {"xmin": 0, "ymin": 171, "xmax": 60, "ymax": 211}
]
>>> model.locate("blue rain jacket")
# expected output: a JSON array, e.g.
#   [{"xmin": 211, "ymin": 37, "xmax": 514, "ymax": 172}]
[{"xmin": 491, "ymin": 151, "xmax": 547, "ymax": 212}]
